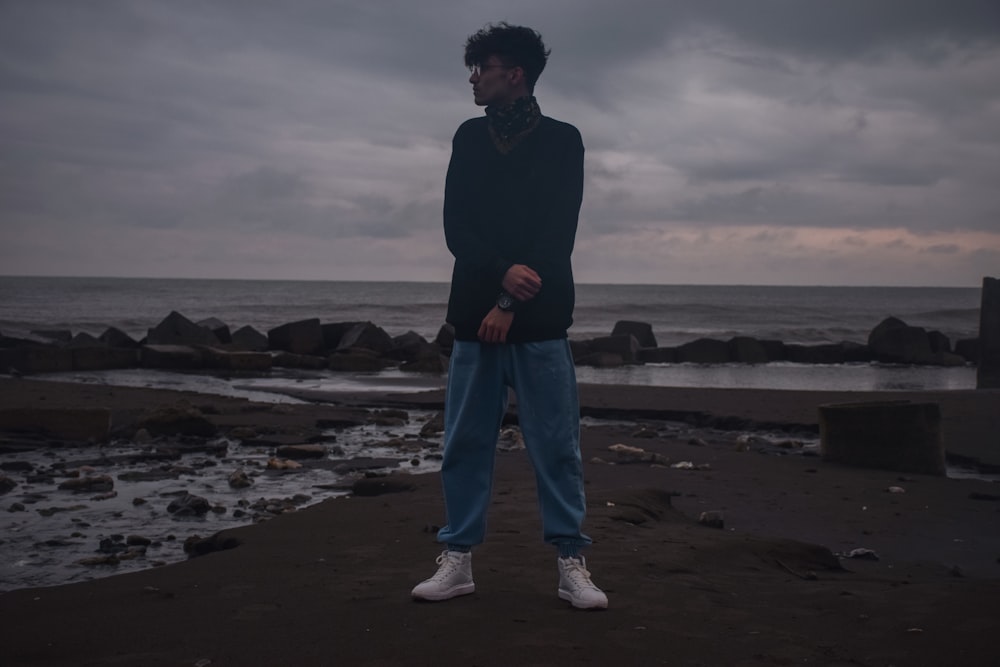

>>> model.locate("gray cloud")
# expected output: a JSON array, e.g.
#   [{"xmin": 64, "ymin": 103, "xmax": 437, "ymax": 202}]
[{"xmin": 1, "ymin": 0, "xmax": 998, "ymax": 285}]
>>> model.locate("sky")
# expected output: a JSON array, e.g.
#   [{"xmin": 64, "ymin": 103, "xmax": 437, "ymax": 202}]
[{"xmin": 2, "ymin": 1, "xmax": 999, "ymax": 287}]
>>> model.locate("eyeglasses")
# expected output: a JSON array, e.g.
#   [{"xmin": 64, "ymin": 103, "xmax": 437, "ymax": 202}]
[{"xmin": 467, "ymin": 64, "xmax": 514, "ymax": 77}]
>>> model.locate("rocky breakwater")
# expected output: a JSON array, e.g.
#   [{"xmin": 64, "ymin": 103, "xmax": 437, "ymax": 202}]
[
  {"xmin": 0, "ymin": 311, "xmax": 452, "ymax": 376},
  {"xmin": 0, "ymin": 395, "xmax": 446, "ymax": 589},
  {"xmin": 571, "ymin": 317, "xmax": 977, "ymax": 368}
]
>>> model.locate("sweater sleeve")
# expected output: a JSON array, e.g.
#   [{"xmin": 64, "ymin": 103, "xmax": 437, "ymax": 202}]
[{"xmin": 443, "ymin": 124, "xmax": 513, "ymax": 286}]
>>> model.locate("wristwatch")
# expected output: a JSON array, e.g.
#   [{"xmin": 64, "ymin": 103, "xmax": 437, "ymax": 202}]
[{"xmin": 496, "ymin": 291, "xmax": 516, "ymax": 312}]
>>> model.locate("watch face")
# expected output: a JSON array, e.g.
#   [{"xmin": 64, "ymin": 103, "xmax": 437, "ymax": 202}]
[{"xmin": 498, "ymin": 293, "xmax": 514, "ymax": 310}]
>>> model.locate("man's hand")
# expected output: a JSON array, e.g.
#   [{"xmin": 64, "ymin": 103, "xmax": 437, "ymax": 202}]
[
  {"xmin": 502, "ymin": 264, "xmax": 541, "ymax": 302},
  {"xmin": 478, "ymin": 306, "xmax": 514, "ymax": 344}
]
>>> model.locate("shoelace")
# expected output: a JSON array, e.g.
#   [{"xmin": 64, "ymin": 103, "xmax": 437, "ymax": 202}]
[
  {"xmin": 562, "ymin": 559, "xmax": 598, "ymax": 590},
  {"xmin": 430, "ymin": 552, "xmax": 463, "ymax": 581}
]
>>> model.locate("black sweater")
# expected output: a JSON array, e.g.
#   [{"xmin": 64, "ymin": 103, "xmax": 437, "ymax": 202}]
[{"xmin": 444, "ymin": 115, "xmax": 584, "ymax": 342}]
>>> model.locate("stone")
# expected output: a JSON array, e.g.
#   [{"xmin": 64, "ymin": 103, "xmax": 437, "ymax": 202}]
[
  {"xmin": 385, "ymin": 331, "xmax": 432, "ymax": 361},
  {"xmin": 955, "ymin": 338, "xmax": 979, "ymax": 363},
  {"xmin": 676, "ymin": 338, "xmax": 730, "ymax": 364},
  {"xmin": 140, "ymin": 345, "xmax": 205, "ymax": 370},
  {"xmin": 68, "ymin": 332, "xmax": 104, "ymax": 348},
  {"xmin": 819, "ymin": 401, "xmax": 945, "ymax": 475},
  {"xmin": 697, "ymin": 511, "xmax": 725, "ymax": 529},
  {"xmin": 147, "ymin": 311, "xmax": 220, "ymax": 346},
  {"xmin": 58, "ymin": 475, "xmax": 114, "ymax": 493},
  {"xmin": 183, "ymin": 533, "xmax": 241, "ymax": 557},
  {"xmin": 611, "ymin": 320, "xmax": 657, "ymax": 348},
  {"xmin": 0, "ymin": 474, "xmax": 16, "ymax": 494},
  {"xmin": 419, "ymin": 412, "xmax": 445, "ymax": 437},
  {"xmin": 228, "ymin": 469, "xmax": 253, "ymax": 488},
  {"xmin": 99, "ymin": 327, "xmax": 139, "ymax": 348},
  {"xmin": 71, "ymin": 346, "xmax": 140, "ymax": 371},
  {"xmin": 200, "ymin": 347, "xmax": 272, "ymax": 371},
  {"xmin": 321, "ymin": 321, "xmax": 366, "ymax": 350},
  {"xmin": 607, "ymin": 443, "xmax": 668, "ymax": 465},
  {"xmin": 268, "ymin": 318, "xmax": 323, "ymax": 355},
  {"xmin": 167, "ymin": 493, "xmax": 212, "ymax": 516},
  {"xmin": 275, "ymin": 444, "xmax": 327, "ymax": 459},
  {"xmin": 867, "ymin": 316, "xmax": 934, "ymax": 364},
  {"xmin": 327, "ymin": 350, "xmax": 386, "ymax": 372},
  {"xmin": 575, "ymin": 352, "xmax": 625, "ymax": 368},
  {"xmin": 978, "ymin": 276, "xmax": 1000, "ymax": 389},
  {"xmin": 196, "ymin": 317, "xmax": 232, "ymax": 344},
  {"xmin": 272, "ymin": 351, "xmax": 327, "ymax": 369},
  {"xmin": 336, "ymin": 321, "xmax": 393, "ymax": 355},
  {"xmin": 636, "ymin": 347, "xmax": 677, "ymax": 363},
  {"xmin": 137, "ymin": 403, "xmax": 217, "ymax": 437},
  {"xmin": 727, "ymin": 337, "xmax": 770, "ymax": 364},
  {"xmin": 230, "ymin": 325, "xmax": 269, "ymax": 352},
  {"xmin": 434, "ymin": 323, "xmax": 455, "ymax": 351},
  {"xmin": 586, "ymin": 334, "xmax": 640, "ymax": 363},
  {"xmin": 266, "ymin": 458, "xmax": 303, "ymax": 470},
  {"xmin": 927, "ymin": 330, "xmax": 951, "ymax": 354},
  {"xmin": 400, "ymin": 354, "xmax": 447, "ymax": 373},
  {"xmin": 0, "ymin": 346, "xmax": 74, "ymax": 374},
  {"xmin": 31, "ymin": 329, "xmax": 73, "ymax": 343}
]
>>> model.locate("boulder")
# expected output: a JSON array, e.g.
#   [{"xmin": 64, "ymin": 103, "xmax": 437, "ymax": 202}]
[
  {"xmin": 200, "ymin": 347, "xmax": 272, "ymax": 371},
  {"xmin": 434, "ymin": 323, "xmax": 456, "ymax": 351},
  {"xmin": 0, "ymin": 347, "xmax": 74, "ymax": 374},
  {"xmin": 328, "ymin": 350, "xmax": 387, "ymax": 372},
  {"xmin": 268, "ymin": 318, "xmax": 323, "ymax": 355},
  {"xmin": 147, "ymin": 311, "xmax": 220, "ymax": 346},
  {"xmin": 954, "ymin": 338, "xmax": 979, "ymax": 363},
  {"xmin": 230, "ymin": 325, "xmax": 269, "ymax": 352},
  {"xmin": 927, "ymin": 330, "xmax": 951, "ymax": 354},
  {"xmin": 586, "ymin": 335, "xmax": 640, "ymax": 364},
  {"xmin": 819, "ymin": 401, "xmax": 945, "ymax": 476},
  {"xmin": 140, "ymin": 345, "xmax": 205, "ymax": 370},
  {"xmin": 400, "ymin": 354, "xmax": 447, "ymax": 373},
  {"xmin": 195, "ymin": 317, "xmax": 231, "ymax": 344},
  {"xmin": 321, "ymin": 321, "xmax": 365, "ymax": 350},
  {"xmin": 58, "ymin": 475, "xmax": 114, "ymax": 493},
  {"xmin": 676, "ymin": 338, "xmax": 730, "ymax": 364},
  {"xmin": 611, "ymin": 321, "xmax": 657, "ymax": 348},
  {"xmin": 30, "ymin": 329, "xmax": 73, "ymax": 344},
  {"xmin": 785, "ymin": 344, "xmax": 849, "ymax": 364},
  {"xmin": 68, "ymin": 332, "xmax": 103, "ymax": 348},
  {"xmin": 72, "ymin": 347, "xmax": 140, "ymax": 371},
  {"xmin": 636, "ymin": 347, "xmax": 677, "ymax": 363},
  {"xmin": 272, "ymin": 351, "xmax": 327, "ymax": 369},
  {"xmin": 136, "ymin": 404, "xmax": 217, "ymax": 437},
  {"xmin": 575, "ymin": 352, "xmax": 626, "ymax": 368},
  {"xmin": 727, "ymin": 337, "xmax": 769, "ymax": 364},
  {"xmin": 0, "ymin": 474, "xmax": 16, "ymax": 494},
  {"xmin": 228, "ymin": 469, "xmax": 253, "ymax": 489},
  {"xmin": 867, "ymin": 316, "xmax": 933, "ymax": 364},
  {"xmin": 99, "ymin": 327, "xmax": 140, "ymax": 348},
  {"xmin": 384, "ymin": 331, "xmax": 431, "ymax": 362},
  {"xmin": 336, "ymin": 321, "xmax": 393, "ymax": 355},
  {"xmin": 167, "ymin": 493, "xmax": 212, "ymax": 517}
]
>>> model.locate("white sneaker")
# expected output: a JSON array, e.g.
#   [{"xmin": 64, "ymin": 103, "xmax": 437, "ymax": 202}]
[
  {"xmin": 411, "ymin": 550, "xmax": 475, "ymax": 601},
  {"xmin": 558, "ymin": 556, "xmax": 608, "ymax": 609}
]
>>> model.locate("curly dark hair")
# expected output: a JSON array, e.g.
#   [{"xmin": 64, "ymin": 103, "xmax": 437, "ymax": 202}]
[{"xmin": 464, "ymin": 23, "xmax": 551, "ymax": 92}]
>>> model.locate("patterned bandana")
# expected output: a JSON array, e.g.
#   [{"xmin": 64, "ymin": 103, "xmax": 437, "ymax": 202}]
[{"xmin": 485, "ymin": 95, "xmax": 542, "ymax": 154}]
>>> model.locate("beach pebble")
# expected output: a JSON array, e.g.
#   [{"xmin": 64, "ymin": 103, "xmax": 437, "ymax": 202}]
[
  {"xmin": 266, "ymin": 458, "xmax": 303, "ymax": 470},
  {"xmin": 698, "ymin": 511, "xmax": 725, "ymax": 529},
  {"xmin": 886, "ymin": 486, "xmax": 906, "ymax": 494},
  {"xmin": 687, "ymin": 438, "xmax": 708, "ymax": 447},
  {"xmin": 166, "ymin": 493, "xmax": 211, "ymax": 517},
  {"xmin": 228, "ymin": 469, "xmax": 253, "ymax": 488},
  {"xmin": 840, "ymin": 548, "xmax": 880, "ymax": 561},
  {"xmin": 670, "ymin": 461, "xmax": 695, "ymax": 469},
  {"xmin": 0, "ymin": 474, "xmax": 17, "ymax": 494},
  {"xmin": 57, "ymin": 475, "xmax": 114, "ymax": 493}
]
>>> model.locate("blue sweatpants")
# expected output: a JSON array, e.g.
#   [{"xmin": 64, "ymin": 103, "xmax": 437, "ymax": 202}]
[{"xmin": 437, "ymin": 339, "xmax": 591, "ymax": 556}]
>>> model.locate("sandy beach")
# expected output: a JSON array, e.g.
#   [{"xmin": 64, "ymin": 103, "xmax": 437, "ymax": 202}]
[{"xmin": 1, "ymin": 376, "xmax": 999, "ymax": 666}]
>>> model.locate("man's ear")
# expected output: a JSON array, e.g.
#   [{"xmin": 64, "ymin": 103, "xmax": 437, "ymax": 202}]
[{"xmin": 509, "ymin": 65, "xmax": 526, "ymax": 86}]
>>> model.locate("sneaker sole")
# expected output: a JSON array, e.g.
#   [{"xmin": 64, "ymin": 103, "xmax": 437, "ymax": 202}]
[
  {"xmin": 411, "ymin": 582, "xmax": 475, "ymax": 602},
  {"xmin": 558, "ymin": 588, "xmax": 608, "ymax": 610}
]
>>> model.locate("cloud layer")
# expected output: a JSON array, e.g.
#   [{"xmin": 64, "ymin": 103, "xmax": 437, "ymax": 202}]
[{"xmin": 2, "ymin": 0, "xmax": 998, "ymax": 285}]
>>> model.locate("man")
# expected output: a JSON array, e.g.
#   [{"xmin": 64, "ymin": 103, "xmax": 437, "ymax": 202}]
[{"xmin": 411, "ymin": 23, "xmax": 607, "ymax": 610}]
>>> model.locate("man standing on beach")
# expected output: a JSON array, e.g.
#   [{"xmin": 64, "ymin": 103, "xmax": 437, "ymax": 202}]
[{"xmin": 411, "ymin": 23, "xmax": 607, "ymax": 610}]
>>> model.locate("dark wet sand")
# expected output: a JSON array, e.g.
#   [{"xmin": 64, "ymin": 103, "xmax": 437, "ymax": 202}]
[{"xmin": 1, "ymin": 377, "xmax": 999, "ymax": 666}]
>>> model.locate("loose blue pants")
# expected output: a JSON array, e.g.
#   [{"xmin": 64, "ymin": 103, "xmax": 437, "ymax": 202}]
[{"xmin": 437, "ymin": 339, "xmax": 591, "ymax": 555}]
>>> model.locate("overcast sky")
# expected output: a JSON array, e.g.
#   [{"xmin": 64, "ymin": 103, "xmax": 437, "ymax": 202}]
[{"xmin": 2, "ymin": 1, "xmax": 998, "ymax": 286}]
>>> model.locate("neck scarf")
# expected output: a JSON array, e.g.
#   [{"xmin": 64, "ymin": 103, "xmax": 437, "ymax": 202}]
[{"xmin": 486, "ymin": 95, "xmax": 541, "ymax": 154}]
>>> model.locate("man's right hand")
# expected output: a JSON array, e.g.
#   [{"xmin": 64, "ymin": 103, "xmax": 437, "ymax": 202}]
[{"xmin": 502, "ymin": 264, "xmax": 542, "ymax": 301}]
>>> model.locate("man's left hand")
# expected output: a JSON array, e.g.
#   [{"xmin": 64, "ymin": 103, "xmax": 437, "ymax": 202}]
[{"xmin": 478, "ymin": 307, "xmax": 514, "ymax": 343}]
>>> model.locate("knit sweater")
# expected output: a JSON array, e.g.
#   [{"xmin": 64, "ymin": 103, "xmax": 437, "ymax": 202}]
[{"xmin": 443, "ymin": 113, "xmax": 584, "ymax": 342}]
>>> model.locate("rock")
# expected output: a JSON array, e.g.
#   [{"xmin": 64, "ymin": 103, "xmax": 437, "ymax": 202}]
[
  {"xmin": 0, "ymin": 346, "xmax": 74, "ymax": 374},
  {"xmin": 268, "ymin": 318, "xmax": 323, "ymax": 355},
  {"xmin": 955, "ymin": 338, "xmax": 979, "ymax": 363},
  {"xmin": 99, "ymin": 327, "xmax": 139, "ymax": 348},
  {"xmin": 0, "ymin": 474, "xmax": 17, "ymax": 494},
  {"xmin": 400, "ymin": 355, "xmax": 447, "ymax": 373},
  {"xmin": 636, "ymin": 347, "xmax": 677, "ymax": 363},
  {"xmin": 196, "ymin": 317, "xmax": 231, "ymax": 344},
  {"xmin": 384, "ymin": 331, "xmax": 430, "ymax": 361},
  {"xmin": 819, "ymin": 400, "xmax": 945, "ymax": 475},
  {"xmin": 31, "ymin": 329, "xmax": 73, "ymax": 343},
  {"xmin": 183, "ymin": 532, "xmax": 241, "ymax": 557},
  {"xmin": 327, "ymin": 350, "xmax": 387, "ymax": 372},
  {"xmin": 867, "ymin": 316, "xmax": 934, "ymax": 364},
  {"xmin": 275, "ymin": 444, "xmax": 327, "ymax": 459},
  {"xmin": 272, "ymin": 351, "xmax": 327, "ymax": 369},
  {"xmin": 230, "ymin": 325, "xmax": 269, "ymax": 352},
  {"xmin": 266, "ymin": 458, "xmax": 303, "ymax": 470},
  {"xmin": 76, "ymin": 555, "xmax": 120, "ymax": 566},
  {"xmin": 167, "ymin": 493, "xmax": 211, "ymax": 516},
  {"xmin": 419, "ymin": 412, "xmax": 445, "ymax": 437},
  {"xmin": 675, "ymin": 338, "xmax": 730, "ymax": 363},
  {"xmin": 886, "ymin": 486, "xmax": 906, "ymax": 493},
  {"xmin": 200, "ymin": 347, "xmax": 272, "ymax": 371},
  {"xmin": 228, "ymin": 469, "xmax": 253, "ymax": 488},
  {"xmin": 840, "ymin": 548, "xmax": 879, "ymax": 561},
  {"xmin": 927, "ymin": 330, "xmax": 951, "ymax": 354},
  {"xmin": 434, "ymin": 323, "xmax": 455, "ymax": 351},
  {"xmin": 611, "ymin": 321, "xmax": 657, "ymax": 348},
  {"xmin": 575, "ymin": 352, "xmax": 626, "ymax": 368},
  {"xmin": 58, "ymin": 475, "xmax": 114, "ymax": 493},
  {"xmin": 127, "ymin": 535, "xmax": 152, "ymax": 546},
  {"xmin": 727, "ymin": 337, "xmax": 770, "ymax": 364},
  {"xmin": 670, "ymin": 461, "xmax": 695, "ymax": 469},
  {"xmin": 140, "ymin": 344, "xmax": 205, "ymax": 370},
  {"xmin": 697, "ymin": 511, "xmax": 725, "ymax": 529},
  {"xmin": 137, "ymin": 403, "xmax": 217, "ymax": 437},
  {"xmin": 336, "ymin": 322, "xmax": 393, "ymax": 355},
  {"xmin": 71, "ymin": 346, "xmax": 140, "ymax": 371},
  {"xmin": 607, "ymin": 443, "xmax": 668, "ymax": 465},
  {"xmin": 68, "ymin": 332, "xmax": 104, "ymax": 348},
  {"xmin": 586, "ymin": 334, "xmax": 640, "ymax": 364},
  {"xmin": 147, "ymin": 311, "xmax": 220, "ymax": 346},
  {"xmin": 498, "ymin": 426, "xmax": 524, "ymax": 451},
  {"xmin": 321, "ymin": 321, "xmax": 366, "ymax": 350}
]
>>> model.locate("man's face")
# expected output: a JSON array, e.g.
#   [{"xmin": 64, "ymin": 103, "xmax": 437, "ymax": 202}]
[{"xmin": 469, "ymin": 55, "xmax": 518, "ymax": 107}]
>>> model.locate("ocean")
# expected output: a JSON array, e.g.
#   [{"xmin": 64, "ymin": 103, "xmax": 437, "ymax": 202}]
[{"xmin": 0, "ymin": 276, "xmax": 982, "ymax": 392}]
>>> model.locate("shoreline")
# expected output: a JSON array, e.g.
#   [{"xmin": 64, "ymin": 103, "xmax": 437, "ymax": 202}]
[{"xmin": 1, "ymin": 377, "xmax": 999, "ymax": 665}]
